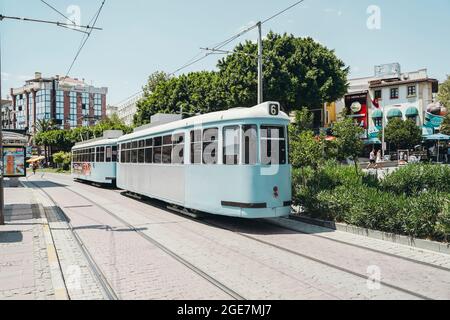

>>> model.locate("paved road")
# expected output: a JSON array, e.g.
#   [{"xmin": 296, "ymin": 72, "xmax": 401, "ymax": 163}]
[{"xmin": 25, "ymin": 173, "xmax": 450, "ymax": 300}]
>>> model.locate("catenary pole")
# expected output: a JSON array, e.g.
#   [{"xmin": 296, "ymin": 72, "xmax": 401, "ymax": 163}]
[
  {"xmin": 381, "ymin": 99, "xmax": 386, "ymax": 159},
  {"xmin": 257, "ymin": 21, "xmax": 263, "ymax": 105},
  {"xmin": 0, "ymin": 35, "xmax": 4, "ymax": 225}
]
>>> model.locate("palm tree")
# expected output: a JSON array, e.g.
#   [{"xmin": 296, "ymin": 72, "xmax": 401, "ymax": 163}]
[{"xmin": 35, "ymin": 119, "xmax": 59, "ymax": 166}]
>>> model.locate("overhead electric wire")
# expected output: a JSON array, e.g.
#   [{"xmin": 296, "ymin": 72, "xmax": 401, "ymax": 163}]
[
  {"xmin": 0, "ymin": 14, "xmax": 102, "ymax": 30},
  {"xmin": 40, "ymin": 0, "xmax": 76, "ymax": 26},
  {"xmin": 261, "ymin": 0, "xmax": 305, "ymax": 24},
  {"xmin": 169, "ymin": 0, "xmax": 306, "ymax": 76},
  {"xmin": 64, "ymin": 0, "xmax": 106, "ymax": 78}
]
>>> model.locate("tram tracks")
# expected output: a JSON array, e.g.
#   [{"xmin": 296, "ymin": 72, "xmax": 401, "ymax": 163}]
[
  {"xmin": 28, "ymin": 176, "xmax": 244, "ymax": 301},
  {"xmin": 40, "ymin": 174, "xmax": 450, "ymax": 300},
  {"xmin": 26, "ymin": 178, "xmax": 119, "ymax": 300}
]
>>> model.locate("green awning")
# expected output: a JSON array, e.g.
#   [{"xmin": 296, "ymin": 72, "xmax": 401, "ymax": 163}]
[
  {"xmin": 405, "ymin": 107, "xmax": 419, "ymax": 117},
  {"xmin": 371, "ymin": 109, "xmax": 383, "ymax": 119},
  {"xmin": 387, "ymin": 108, "xmax": 403, "ymax": 118}
]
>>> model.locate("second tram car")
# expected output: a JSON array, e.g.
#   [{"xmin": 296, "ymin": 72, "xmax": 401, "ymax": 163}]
[
  {"xmin": 71, "ymin": 130, "xmax": 122, "ymax": 185},
  {"xmin": 116, "ymin": 102, "xmax": 292, "ymax": 219}
]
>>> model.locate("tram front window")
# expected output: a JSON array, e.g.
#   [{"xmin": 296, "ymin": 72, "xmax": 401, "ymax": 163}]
[
  {"xmin": 242, "ymin": 125, "xmax": 257, "ymax": 165},
  {"xmin": 260, "ymin": 126, "xmax": 287, "ymax": 165}
]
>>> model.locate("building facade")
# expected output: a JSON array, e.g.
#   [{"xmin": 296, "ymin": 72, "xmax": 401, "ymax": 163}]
[
  {"xmin": 116, "ymin": 92, "xmax": 143, "ymax": 126},
  {"xmin": 10, "ymin": 72, "xmax": 108, "ymax": 134},
  {"xmin": 326, "ymin": 64, "xmax": 442, "ymax": 142},
  {"xmin": 1, "ymin": 99, "xmax": 13, "ymax": 129},
  {"xmin": 106, "ymin": 105, "xmax": 119, "ymax": 118}
]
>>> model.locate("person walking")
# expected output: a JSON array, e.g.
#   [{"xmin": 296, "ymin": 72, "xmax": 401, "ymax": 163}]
[
  {"xmin": 367, "ymin": 149, "xmax": 376, "ymax": 169},
  {"xmin": 32, "ymin": 162, "xmax": 38, "ymax": 175},
  {"xmin": 375, "ymin": 150, "xmax": 382, "ymax": 169}
]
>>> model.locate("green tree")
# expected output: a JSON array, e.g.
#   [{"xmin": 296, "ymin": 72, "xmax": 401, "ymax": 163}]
[
  {"xmin": 134, "ymin": 71, "xmax": 227, "ymax": 126},
  {"xmin": 52, "ymin": 151, "xmax": 71, "ymax": 171},
  {"xmin": 438, "ymin": 75, "xmax": 450, "ymax": 108},
  {"xmin": 381, "ymin": 118, "xmax": 422, "ymax": 150},
  {"xmin": 142, "ymin": 71, "xmax": 171, "ymax": 96},
  {"xmin": 332, "ymin": 118, "xmax": 364, "ymax": 172},
  {"xmin": 290, "ymin": 129, "xmax": 323, "ymax": 170},
  {"xmin": 291, "ymin": 107, "xmax": 314, "ymax": 134},
  {"xmin": 134, "ymin": 32, "xmax": 349, "ymax": 125},
  {"xmin": 440, "ymin": 114, "xmax": 450, "ymax": 135},
  {"xmin": 34, "ymin": 119, "xmax": 59, "ymax": 164},
  {"xmin": 218, "ymin": 32, "xmax": 349, "ymax": 112}
]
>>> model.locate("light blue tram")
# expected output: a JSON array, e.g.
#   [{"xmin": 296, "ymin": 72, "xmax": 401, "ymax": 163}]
[
  {"xmin": 71, "ymin": 131, "xmax": 123, "ymax": 185},
  {"xmin": 117, "ymin": 102, "xmax": 292, "ymax": 219}
]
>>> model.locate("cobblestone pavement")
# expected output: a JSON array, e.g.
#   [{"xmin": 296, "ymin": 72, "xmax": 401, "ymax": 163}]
[
  {"xmin": 27, "ymin": 176, "xmax": 232, "ymax": 300},
  {"xmin": 30, "ymin": 173, "xmax": 450, "ymax": 300},
  {"xmin": 0, "ymin": 183, "xmax": 55, "ymax": 300},
  {"xmin": 30, "ymin": 187, "xmax": 107, "ymax": 300}
]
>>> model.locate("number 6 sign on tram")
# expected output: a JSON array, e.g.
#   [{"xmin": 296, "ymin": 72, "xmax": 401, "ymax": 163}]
[{"xmin": 269, "ymin": 103, "xmax": 279, "ymax": 116}]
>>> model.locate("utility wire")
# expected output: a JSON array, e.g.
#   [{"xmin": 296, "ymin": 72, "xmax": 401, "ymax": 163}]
[
  {"xmin": 261, "ymin": 0, "xmax": 305, "ymax": 24},
  {"xmin": 40, "ymin": 0, "xmax": 76, "ymax": 26},
  {"xmin": 0, "ymin": 14, "xmax": 102, "ymax": 30},
  {"xmin": 64, "ymin": 0, "xmax": 106, "ymax": 78},
  {"xmin": 169, "ymin": 0, "xmax": 306, "ymax": 76}
]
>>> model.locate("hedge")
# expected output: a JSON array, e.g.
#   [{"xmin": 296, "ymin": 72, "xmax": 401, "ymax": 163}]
[{"xmin": 293, "ymin": 163, "xmax": 450, "ymax": 242}]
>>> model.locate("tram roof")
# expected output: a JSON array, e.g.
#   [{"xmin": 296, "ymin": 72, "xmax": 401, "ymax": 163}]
[
  {"xmin": 72, "ymin": 137, "xmax": 121, "ymax": 150},
  {"xmin": 119, "ymin": 102, "xmax": 289, "ymax": 142}
]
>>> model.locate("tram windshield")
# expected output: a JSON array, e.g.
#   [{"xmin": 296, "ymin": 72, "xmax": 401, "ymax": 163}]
[{"xmin": 260, "ymin": 126, "xmax": 287, "ymax": 165}]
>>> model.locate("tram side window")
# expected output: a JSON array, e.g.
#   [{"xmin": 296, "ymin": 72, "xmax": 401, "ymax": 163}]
[
  {"xmin": 242, "ymin": 125, "xmax": 257, "ymax": 165},
  {"xmin": 260, "ymin": 126, "xmax": 287, "ymax": 165},
  {"xmin": 130, "ymin": 141, "xmax": 138, "ymax": 163},
  {"xmin": 126, "ymin": 142, "xmax": 131, "ymax": 163},
  {"xmin": 112, "ymin": 146, "xmax": 118, "ymax": 162},
  {"xmin": 223, "ymin": 126, "xmax": 240, "ymax": 165},
  {"xmin": 99, "ymin": 147, "xmax": 106, "ymax": 163},
  {"xmin": 153, "ymin": 137, "xmax": 162, "ymax": 164},
  {"xmin": 190, "ymin": 130, "xmax": 202, "ymax": 164},
  {"xmin": 145, "ymin": 138, "xmax": 153, "ymax": 164},
  {"xmin": 120, "ymin": 144, "xmax": 126, "ymax": 163},
  {"xmin": 203, "ymin": 128, "xmax": 218, "ymax": 165},
  {"xmin": 172, "ymin": 133, "xmax": 184, "ymax": 164},
  {"xmin": 138, "ymin": 140, "xmax": 145, "ymax": 163},
  {"xmin": 162, "ymin": 135, "xmax": 172, "ymax": 164},
  {"xmin": 106, "ymin": 146, "xmax": 112, "ymax": 163},
  {"xmin": 91, "ymin": 148, "xmax": 95, "ymax": 162}
]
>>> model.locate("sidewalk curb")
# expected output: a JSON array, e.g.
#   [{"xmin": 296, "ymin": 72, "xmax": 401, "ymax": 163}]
[
  {"xmin": 27, "ymin": 183, "xmax": 70, "ymax": 300},
  {"xmin": 270, "ymin": 215, "xmax": 450, "ymax": 256}
]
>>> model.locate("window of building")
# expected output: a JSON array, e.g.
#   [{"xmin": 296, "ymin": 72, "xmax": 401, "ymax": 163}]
[
  {"xmin": 242, "ymin": 125, "xmax": 257, "ymax": 165},
  {"xmin": 223, "ymin": 126, "xmax": 240, "ymax": 165},
  {"xmin": 203, "ymin": 128, "xmax": 218, "ymax": 165},
  {"xmin": 260, "ymin": 126, "xmax": 287, "ymax": 165},
  {"xmin": 407, "ymin": 85, "xmax": 417, "ymax": 97},
  {"xmin": 190, "ymin": 130, "xmax": 202, "ymax": 164},
  {"xmin": 374, "ymin": 118, "xmax": 383, "ymax": 127},
  {"xmin": 374, "ymin": 90, "xmax": 382, "ymax": 100},
  {"xmin": 390, "ymin": 88, "xmax": 399, "ymax": 99}
]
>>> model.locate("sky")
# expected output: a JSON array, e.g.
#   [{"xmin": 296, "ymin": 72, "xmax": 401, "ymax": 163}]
[{"xmin": 1, "ymin": 0, "xmax": 450, "ymax": 105}]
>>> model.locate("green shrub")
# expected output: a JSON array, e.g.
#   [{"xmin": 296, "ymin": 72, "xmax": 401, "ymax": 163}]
[
  {"xmin": 381, "ymin": 164, "xmax": 450, "ymax": 195},
  {"xmin": 293, "ymin": 163, "xmax": 450, "ymax": 242}
]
